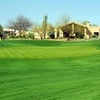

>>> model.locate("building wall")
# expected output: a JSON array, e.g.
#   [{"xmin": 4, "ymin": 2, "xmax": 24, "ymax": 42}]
[
  {"xmin": 87, "ymin": 26, "xmax": 100, "ymax": 34},
  {"xmin": 3, "ymin": 28, "xmax": 15, "ymax": 37},
  {"xmin": 86, "ymin": 22, "xmax": 100, "ymax": 38}
]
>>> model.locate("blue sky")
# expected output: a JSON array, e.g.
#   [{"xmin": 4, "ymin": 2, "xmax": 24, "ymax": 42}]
[{"xmin": 0, "ymin": 0, "xmax": 100, "ymax": 27}]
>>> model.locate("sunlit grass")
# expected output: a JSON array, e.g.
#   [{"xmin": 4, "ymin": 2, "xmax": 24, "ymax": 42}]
[{"xmin": 0, "ymin": 40, "xmax": 100, "ymax": 100}]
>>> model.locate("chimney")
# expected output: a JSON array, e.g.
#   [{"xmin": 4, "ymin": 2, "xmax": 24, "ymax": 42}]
[{"xmin": 86, "ymin": 21, "xmax": 90, "ymax": 27}]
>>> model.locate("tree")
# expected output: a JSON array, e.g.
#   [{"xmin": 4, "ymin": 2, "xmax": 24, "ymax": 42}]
[
  {"xmin": 56, "ymin": 13, "xmax": 73, "ymax": 41},
  {"xmin": 32, "ymin": 22, "xmax": 44, "ymax": 39},
  {"xmin": 0, "ymin": 24, "xmax": 3, "ymax": 39},
  {"xmin": 7, "ymin": 15, "xmax": 32, "ymax": 37},
  {"xmin": 82, "ymin": 20, "xmax": 98, "ymax": 26},
  {"xmin": 91, "ymin": 24, "xmax": 98, "ymax": 26},
  {"xmin": 32, "ymin": 15, "xmax": 48, "ymax": 39},
  {"xmin": 47, "ymin": 23, "xmax": 54, "ymax": 32},
  {"xmin": 29, "ymin": 32, "xmax": 35, "ymax": 39},
  {"xmin": 82, "ymin": 20, "xmax": 88, "ymax": 25},
  {"xmin": 60, "ymin": 23, "xmax": 85, "ymax": 41},
  {"xmin": 56, "ymin": 13, "xmax": 71, "ymax": 26},
  {"xmin": 60, "ymin": 24, "xmax": 72, "ymax": 41},
  {"xmin": 47, "ymin": 23, "xmax": 54, "ymax": 39},
  {"xmin": 42, "ymin": 15, "xmax": 48, "ymax": 39}
]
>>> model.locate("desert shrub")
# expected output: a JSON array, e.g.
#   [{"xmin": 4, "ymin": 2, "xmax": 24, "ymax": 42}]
[
  {"xmin": 91, "ymin": 34, "xmax": 97, "ymax": 38},
  {"xmin": 70, "ymin": 36, "xmax": 75, "ymax": 39},
  {"xmin": 22, "ymin": 33, "xmax": 29, "ymax": 39},
  {"xmin": 79, "ymin": 33, "xmax": 84, "ymax": 39},
  {"xmin": 47, "ymin": 31, "xmax": 55, "ymax": 39},
  {"xmin": 16, "ymin": 36, "xmax": 19, "ymax": 38},
  {"xmin": 29, "ymin": 33, "xmax": 34, "ymax": 39},
  {"xmin": 10, "ymin": 34, "xmax": 16, "ymax": 38},
  {"xmin": 77, "ymin": 33, "xmax": 84, "ymax": 39}
]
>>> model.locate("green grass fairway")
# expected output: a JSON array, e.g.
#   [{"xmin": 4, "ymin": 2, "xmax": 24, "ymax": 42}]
[{"xmin": 0, "ymin": 40, "xmax": 100, "ymax": 100}]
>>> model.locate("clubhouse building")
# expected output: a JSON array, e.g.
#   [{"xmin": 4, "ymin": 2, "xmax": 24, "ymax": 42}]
[{"xmin": 54, "ymin": 21, "xmax": 100, "ymax": 39}]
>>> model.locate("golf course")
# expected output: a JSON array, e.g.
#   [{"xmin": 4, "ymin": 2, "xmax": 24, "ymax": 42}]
[{"xmin": 0, "ymin": 39, "xmax": 100, "ymax": 100}]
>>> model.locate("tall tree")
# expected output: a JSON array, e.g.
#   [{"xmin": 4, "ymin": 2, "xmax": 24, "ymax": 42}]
[
  {"xmin": 32, "ymin": 15, "xmax": 48, "ymax": 39},
  {"xmin": 60, "ymin": 24, "xmax": 72, "ymax": 41},
  {"xmin": 82, "ymin": 20, "xmax": 88, "ymax": 25},
  {"xmin": 56, "ymin": 14, "xmax": 85, "ymax": 41},
  {"xmin": 56, "ymin": 13, "xmax": 71, "ymax": 26},
  {"xmin": 60, "ymin": 23, "xmax": 85, "ymax": 41},
  {"xmin": 0, "ymin": 24, "xmax": 3, "ymax": 39},
  {"xmin": 61, "ymin": 24, "xmax": 85, "ymax": 41},
  {"xmin": 56, "ymin": 13, "xmax": 72, "ymax": 41},
  {"xmin": 42, "ymin": 15, "xmax": 48, "ymax": 39},
  {"xmin": 32, "ymin": 22, "xmax": 44, "ymax": 39},
  {"xmin": 32, "ymin": 22, "xmax": 54, "ymax": 39},
  {"xmin": 7, "ymin": 15, "xmax": 32, "ymax": 37}
]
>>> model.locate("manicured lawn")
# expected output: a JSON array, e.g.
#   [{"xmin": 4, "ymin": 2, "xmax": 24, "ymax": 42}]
[{"xmin": 0, "ymin": 40, "xmax": 100, "ymax": 100}]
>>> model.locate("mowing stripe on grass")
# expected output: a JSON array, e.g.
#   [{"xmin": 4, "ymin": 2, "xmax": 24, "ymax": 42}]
[{"xmin": 0, "ymin": 45, "xmax": 99, "ymax": 59}]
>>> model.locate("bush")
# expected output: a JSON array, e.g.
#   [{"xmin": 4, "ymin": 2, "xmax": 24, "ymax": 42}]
[
  {"xmin": 47, "ymin": 31, "xmax": 55, "ymax": 39},
  {"xmin": 29, "ymin": 33, "xmax": 34, "ymax": 39},
  {"xmin": 70, "ymin": 36, "xmax": 75, "ymax": 39},
  {"xmin": 22, "ymin": 33, "xmax": 29, "ymax": 39},
  {"xmin": 48, "ymin": 31, "xmax": 54, "ymax": 36},
  {"xmin": 25, "ymin": 34, "xmax": 29, "ymax": 39},
  {"xmin": 77, "ymin": 33, "xmax": 84, "ymax": 39},
  {"xmin": 16, "ymin": 36, "xmax": 19, "ymax": 38},
  {"xmin": 10, "ymin": 34, "xmax": 16, "ymax": 38},
  {"xmin": 91, "ymin": 34, "xmax": 97, "ymax": 38}
]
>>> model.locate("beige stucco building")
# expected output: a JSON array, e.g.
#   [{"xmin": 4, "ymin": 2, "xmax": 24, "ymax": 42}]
[
  {"xmin": 54, "ymin": 21, "xmax": 100, "ymax": 39},
  {"xmin": 3, "ymin": 28, "xmax": 15, "ymax": 36}
]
